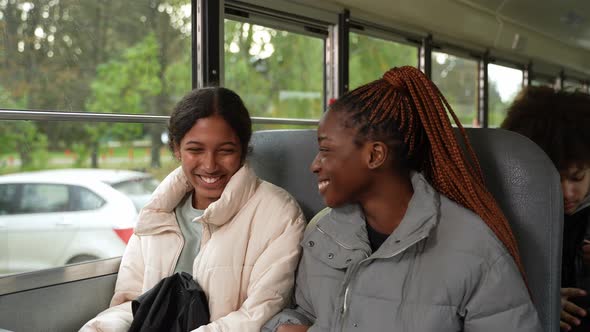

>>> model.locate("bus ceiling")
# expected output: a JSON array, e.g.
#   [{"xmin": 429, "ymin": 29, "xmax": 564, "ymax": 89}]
[{"xmin": 282, "ymin": 0, "xmax": 590, "ymax": 77}]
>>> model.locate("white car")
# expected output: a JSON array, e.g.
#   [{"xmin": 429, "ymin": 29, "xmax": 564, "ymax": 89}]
[{"xmin": 0, "ymin": 169, "xmax": 159, "ymax": 275}]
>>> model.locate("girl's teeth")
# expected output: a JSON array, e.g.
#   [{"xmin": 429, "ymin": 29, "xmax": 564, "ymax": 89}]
[{"xmin": 201, "ymin": 176, "xmax": 220, "ymax": 184}]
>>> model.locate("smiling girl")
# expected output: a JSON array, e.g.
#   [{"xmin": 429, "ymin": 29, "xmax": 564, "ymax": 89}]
[
  {"xmin": 265, "ymin": 66, "xmax": 541, "ymax": 332},
  {"xmin": 82, "ymin": 87, "xmax": 305, "ymax": 332}
]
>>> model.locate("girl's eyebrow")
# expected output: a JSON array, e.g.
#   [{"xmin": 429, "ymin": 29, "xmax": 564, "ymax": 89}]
[
  {"xmin": 218, "ymin": 142, "xmax": 238, "ymax": 147},
  {"xmin": 185, "ymin": 141, "xmax": 237, "ymax": 146}
]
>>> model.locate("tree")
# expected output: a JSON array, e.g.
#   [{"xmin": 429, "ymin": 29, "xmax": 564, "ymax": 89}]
[
  {"xmin": 431, "ymin": 53, "xmax": 479, "ymax": 126},
  {"xmin": 0, "ymin": 85, "xmax": 48, "ymax": 171},
  {"xmin": 224, "ymin": 21, "xmax": 324, "ymax": 122},
  {"xmin": 0, "ymin": 0, "xmax": 191, "ymax": 169},
  {"xmin": 488, "ymin": 80, "xmax": 511, "ymax": 127},
  {"xmin": 349, "ymin": 33, "xmax": 418, "ymax": 90},
  {"xmin": 85, "ymin": 33, "xmax": 162, "ymax": 167}
]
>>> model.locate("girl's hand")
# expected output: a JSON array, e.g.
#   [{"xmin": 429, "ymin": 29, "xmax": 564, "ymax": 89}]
[{"xmin": 276, "ymin": 324, "xmax": 310, "ymax": 332}]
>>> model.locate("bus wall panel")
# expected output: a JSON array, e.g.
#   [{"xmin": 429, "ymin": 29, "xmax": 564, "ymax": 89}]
[{"xmin": 0, "ymin": 274, "xmax": 116, "ymax": 332}]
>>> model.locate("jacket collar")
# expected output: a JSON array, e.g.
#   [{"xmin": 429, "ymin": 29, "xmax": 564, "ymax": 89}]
[
  {"xmin": 572, "ymin": 194, "xmax": 590, "ymax": 215},
  {"xmin": 316, "ymin": 172, "xmax": 440, "ymax": 256},
  {"xmin": 135, "ymin": 163, "xmax": 260, "ymax": 236}
]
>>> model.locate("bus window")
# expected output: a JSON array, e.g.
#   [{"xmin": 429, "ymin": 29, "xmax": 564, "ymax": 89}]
[
  {"xmin": 0, "ymin": 0, "xmax": 191, "ymax": 277},
  {"xmin": 349, "ymin": 32, "xmax": 418, "ymax": 90},
  {"xmin": 0, "ymin": 119, "xmax": 171, "ymax": 276},
  {"xmin": 564, "ymin": 80, "xmax": 588, "ymax": 93},
  {"xmin": 532, "ymin": 77, "xmax": 556, "ymax": 89},
  {"xmin": 224, "ymin": 19, "xmax": 324, "ymax": 122},
  {"xmin": 0, "ymin": 0, "xmax": 191, "ymax": 115},
  {"xmin": 488, "ymin": 63, "xmax": 524, "ymax": 127},
  {"xmin": 431, "ymin": 52, "xmax": 479, "ymax": 127}
]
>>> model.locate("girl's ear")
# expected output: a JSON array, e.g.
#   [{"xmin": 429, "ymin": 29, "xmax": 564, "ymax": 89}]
[
  {"xmin": 366, "ymin": 141, "xmax": 389, "ymax": 170},
  {"xmin": 173, "ymin": 144, "xmax": 181, "ymax": 161}
]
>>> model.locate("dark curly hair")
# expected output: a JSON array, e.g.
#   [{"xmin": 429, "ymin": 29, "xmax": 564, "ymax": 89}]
[
  {"xmin": 501, "ymin": 86, "xmax": 590, "ymax": 170},
  {"xmin": 168, "ymin": 87, "xmax": 252, "ymax": 162}
]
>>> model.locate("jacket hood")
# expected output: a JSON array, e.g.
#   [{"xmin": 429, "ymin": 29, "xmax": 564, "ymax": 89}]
[{"xmin": 135, "ymin": 164, "xmax": 260, "ymax": 235}]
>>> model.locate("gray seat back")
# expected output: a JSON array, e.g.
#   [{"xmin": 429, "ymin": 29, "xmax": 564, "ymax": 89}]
[
  {"xmin": 249, "ymin": 128, "xmax": 562, "ymax": 332},
  {"xmin": 250, "ymin": 129, "xmax": 325, "ymax": 220}
]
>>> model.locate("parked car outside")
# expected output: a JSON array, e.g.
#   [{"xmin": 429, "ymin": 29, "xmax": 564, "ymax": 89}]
[{"xmin": 0, "ymin": 168, "xmax": 159, "ymax": 276}]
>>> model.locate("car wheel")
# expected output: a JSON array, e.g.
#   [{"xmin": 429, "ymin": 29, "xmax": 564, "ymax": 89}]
[{"xmin": 66, "ymin": 254, "xmax": 99, "ymax": 265}]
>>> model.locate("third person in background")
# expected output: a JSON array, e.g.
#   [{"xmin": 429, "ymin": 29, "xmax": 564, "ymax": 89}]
[{"xmin": 502, "ymin": 86, "xmax": 590, "ymax": 331}]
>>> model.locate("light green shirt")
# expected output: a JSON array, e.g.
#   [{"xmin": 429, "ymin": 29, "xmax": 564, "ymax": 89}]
[{"xmin": 173, "ymin": 193, "xmax": 204, "ymax": 274}]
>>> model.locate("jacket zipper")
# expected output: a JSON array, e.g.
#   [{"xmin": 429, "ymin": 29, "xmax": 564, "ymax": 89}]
[
  {"xmin": 338, "ymin": 233, "xmax": 428, "ymax": 332},
  {"xmin": 341, "ymin": 252, "xmax": 368, "ymax": 314},
  {"xmin": 169, "ymin": 231, "xmax": 184, "ymax": 275}
]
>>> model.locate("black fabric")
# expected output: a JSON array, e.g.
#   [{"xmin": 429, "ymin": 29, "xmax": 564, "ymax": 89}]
[
  {"xmin": 570, "ymin": 294, "xmax": 590, "ymax": 332},
  {"xmin": 562, "ymin": 207, "xmax": 590, "ymax": 288},
  {"xmin": 129, "ymin": 272, "xmax": 210, "ymax": 332},
  {"xmin": 565, "ymin": 207, "xmax": 590, "ymax": 332},
  {"xmin": 366, "ymin": 222, "xmax": 390, "ymax": 252}
]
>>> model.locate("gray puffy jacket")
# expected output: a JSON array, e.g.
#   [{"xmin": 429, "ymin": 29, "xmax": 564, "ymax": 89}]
[{"xmin": 264, "ymin": 172, "xmax": 542, "ymax": 332}]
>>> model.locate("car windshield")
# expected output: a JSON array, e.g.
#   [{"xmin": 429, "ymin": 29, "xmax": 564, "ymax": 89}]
[{"xmin": 110, "ymin": 177, "xmax": 159, "ymax": 196}]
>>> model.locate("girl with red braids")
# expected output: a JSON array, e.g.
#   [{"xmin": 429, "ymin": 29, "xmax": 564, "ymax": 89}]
[{"xmin": 264, "ymin": 66, "xmax": 541, "ymax": 331}]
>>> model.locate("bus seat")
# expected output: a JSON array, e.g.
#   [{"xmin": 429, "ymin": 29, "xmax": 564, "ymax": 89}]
[
  {"xmin": 250, "ymin": 129, "xmax": 325, "ymax": 221},
  {"xmin": 250, "ymin": 128, "xmax": 562, "ymax": 332}
]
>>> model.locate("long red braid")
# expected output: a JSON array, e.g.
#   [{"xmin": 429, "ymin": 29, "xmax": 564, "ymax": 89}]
[{"xmin": 333, "ymin": 66, "xmax": 526, "ymax": 279}]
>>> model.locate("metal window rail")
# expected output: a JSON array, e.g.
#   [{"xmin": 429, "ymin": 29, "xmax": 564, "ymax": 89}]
[
  {"xmin": 0, "ymin": 257, "xmax": 122, "ymax": 296},
  {"xmin": 0, "ymin": 109, "xmax": 319, "ymax": 126}
]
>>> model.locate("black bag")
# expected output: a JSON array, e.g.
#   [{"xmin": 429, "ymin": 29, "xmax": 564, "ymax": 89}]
[{"xmin": 129, "ymin": 272, "xmax": 210, "ymax": 332}]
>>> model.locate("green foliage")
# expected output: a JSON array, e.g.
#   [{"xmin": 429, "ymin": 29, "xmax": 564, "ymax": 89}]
[
  {"xmin": 431, "ymin": 53, "xmax": 479, "ymax": 126},
  {"xmin": 0, "ymin": 0, "xmax": 191, "ymax": 170},
  {"xmin": 224, "ymin": 20, "xmax": 324, "ymax": 119},
  {"xmin": 24, "ymin": 134, "xmax": 50, "ymax": 171},
  {"xmin": 71, "ymin": 143, "xmax": 91, "ymax": 168},
  {"xmin": 0, "ymin": 85, "xmax": 25, "ymax": 110},
  {"xmin": 0, "ymin": 120, "xmax": 48, "ymax": 171},
  {"xmin": 89, "ymin": 34, "xmax": 162, "ymax": 113},
  {"xmin": 487, "ymin": 80, "xmax": 512, "ymax": 127},
  {"xmin": 165, "ymin": 53, "xmax": 192, "ymax": 105},
  {"xmin": 349, "ymin": 33, "xmax": 418, "ymax": 89},
  {"xmin": 0, "ymin": 86, "xmax": 48, "ymax": 170},
  {"xmin": 73, "ymin": 33, "xmax": 165, "ymax": 167}
]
